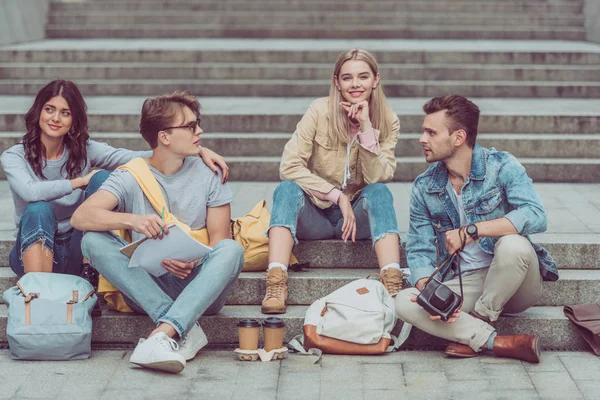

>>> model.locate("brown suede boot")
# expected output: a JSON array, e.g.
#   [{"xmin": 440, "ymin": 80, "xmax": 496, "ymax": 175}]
[
  {"xmin": 381, "ymin": 268, "xmax": 403, "ymax": 297},
  {"xmin": 261, "ymin": 267, "xmax": 288, "ymax": 314},
  {"xmin": 445, "ymin": 311, "xmax": 496, "ymax": 358},
  {"xmin": 493, "ymin": 334, "xmax": 540, "ymax": 363}
]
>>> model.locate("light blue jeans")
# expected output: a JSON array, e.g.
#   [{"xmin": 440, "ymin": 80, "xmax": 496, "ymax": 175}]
[
  {"xmin": 269, "ymin": 181, "xmax": 399, "ymax": 245},
  {"xmin": 81, "ymin": 232, "xmax": 244, "ymax": 337}
]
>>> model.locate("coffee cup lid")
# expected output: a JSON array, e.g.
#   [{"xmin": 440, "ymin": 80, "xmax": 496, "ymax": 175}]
[
  {"xmin": 237, "ymin": 318, "xmax": 261, "ymax": 328},
  {"xmin": 263, "ymin": 317, "xmax": 285, "ymax": 328}
]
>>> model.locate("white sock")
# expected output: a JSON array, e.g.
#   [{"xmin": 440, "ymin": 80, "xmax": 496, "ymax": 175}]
[
  {"xmin": 268, "ymin": 262, "xmax": 288, "ymax": 271},
  {"xmin": 381, "ymin": 263, "xmax": 401, "ymax": 272}
]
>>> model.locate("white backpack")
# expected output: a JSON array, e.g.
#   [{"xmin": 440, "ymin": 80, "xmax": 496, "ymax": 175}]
[{"xmin": 289, "ymin": 276, "xmax": 412, "ymax": 357}]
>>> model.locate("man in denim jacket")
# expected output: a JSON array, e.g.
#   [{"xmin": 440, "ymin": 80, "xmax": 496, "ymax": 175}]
[{"xmin": 395, "ymin": 95, "xmax": 558, "ymax": 364}]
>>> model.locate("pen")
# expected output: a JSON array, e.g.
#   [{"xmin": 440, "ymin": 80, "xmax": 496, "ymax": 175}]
[{"xmin": 160, "ymin": 206, "xmax": 165, "ymax": 234}]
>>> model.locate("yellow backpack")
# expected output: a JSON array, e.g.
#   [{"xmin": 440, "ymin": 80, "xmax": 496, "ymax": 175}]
[{"xmin": 98, "ymin": 158, "xmax": 297, "ymax": 312}]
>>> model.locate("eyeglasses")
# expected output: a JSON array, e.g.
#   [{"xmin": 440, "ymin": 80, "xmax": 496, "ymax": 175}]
[{"xmin": 161, "ymin": 118, "xmax": 201, "ymax": 133}]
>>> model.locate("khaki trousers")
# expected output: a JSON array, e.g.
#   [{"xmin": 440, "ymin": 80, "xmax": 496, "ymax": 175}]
[{"xmin": 395, "ymin": 235, "xmax": 543, "ymax": 351}]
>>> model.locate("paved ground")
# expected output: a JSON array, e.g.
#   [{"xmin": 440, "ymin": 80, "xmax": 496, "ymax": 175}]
[{"xmin": 1, "ymin": 349, "xmax": 599, "ymax": 399}]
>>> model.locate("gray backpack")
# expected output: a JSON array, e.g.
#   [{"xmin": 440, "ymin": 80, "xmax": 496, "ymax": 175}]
[{"xmin": 3, "ymin": 272, "xmax": 97, "ymax": 360}]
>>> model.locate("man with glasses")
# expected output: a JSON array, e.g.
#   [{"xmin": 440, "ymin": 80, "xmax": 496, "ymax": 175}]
[{"xmin": 71, "ymin": 91, "xmax": 244, "ymax": 374}]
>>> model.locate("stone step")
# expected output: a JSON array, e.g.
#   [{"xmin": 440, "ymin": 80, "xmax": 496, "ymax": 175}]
[
  {"xmin": 0, "ymin": 155, "xmax": 597, "ymax": 182},
  {"xmin": 49, "ymin": 0, "xmax": 584, "ymax": 14},
  {"xmin": 0, "ymin": 304, "xmax": 588, "ymax": 350},
  {"xmin": 3, "ymin": 63, "xmax": 600, "ymax": 82},
  {"xmin": 2, "ymin": 97, "xmax": 600, "ymax": 134},
  {"xmin": 45, "ymin": 24, "xmax": 587, "ymax": 41},
  {"xmin": 3, "ymin": 40, "xmax": 600, "ymax": 65},
  {"xmin": 2, "ymin": 132, "xmax": 599, "ymax": 159},
  {"xmin": 2, "ymin": 79, "xmax": 599, "ymax": 98},
  {"xmin": 1, "ymin": 235, "xmax": 598, "ymax": 271},
  {"xmin": 0, "ymin": 267, "xmax": 598, "ymax": 307},
  {"xmin": 47, "ymin": 12, "xmax": 585, "ymax": 28}
]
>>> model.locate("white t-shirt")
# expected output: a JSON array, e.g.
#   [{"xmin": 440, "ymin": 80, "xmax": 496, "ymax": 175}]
[{"xmin": 446, "ymin": 181, "xmax": 493, "ymax": 273}]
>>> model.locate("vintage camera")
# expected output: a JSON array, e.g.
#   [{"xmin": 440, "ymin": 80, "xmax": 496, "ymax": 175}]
[{"xmin": 416, "ymin": 278, "xmax": 462, "ymax": 322}]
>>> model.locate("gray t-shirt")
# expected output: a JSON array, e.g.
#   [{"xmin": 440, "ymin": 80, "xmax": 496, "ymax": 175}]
[
  {"xmin": 100, "ymin": 157, "xmax": 232, "ymax": 243},
  {"xmin": 0, "ymin": 140, "xmax": 151, "ymax": 234}
]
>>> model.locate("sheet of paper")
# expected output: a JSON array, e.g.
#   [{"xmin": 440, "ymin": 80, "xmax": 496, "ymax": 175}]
[{"xmin": 121, "ymin": 224, "xmax": 213, "ymax": 277}]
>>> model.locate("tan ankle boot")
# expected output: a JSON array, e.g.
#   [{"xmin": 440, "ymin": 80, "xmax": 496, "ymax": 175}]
[
  {"xmin": 381, "ymin": 268, "xmax": 403, "ymax": 297},
  {"xmin": 261, "ymin": 267, "xmax": 288, "ymax": 314}
]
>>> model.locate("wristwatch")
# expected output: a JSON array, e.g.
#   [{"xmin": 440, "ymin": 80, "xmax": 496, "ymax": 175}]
[{"xmin": 466, "ymin": 224, "xmax": 479, "ymax": 241}]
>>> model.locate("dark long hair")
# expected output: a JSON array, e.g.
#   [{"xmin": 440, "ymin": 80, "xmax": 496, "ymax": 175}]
[{"xmin": 23, "ymin": 80, "xmax": 89, "ymax": 179}]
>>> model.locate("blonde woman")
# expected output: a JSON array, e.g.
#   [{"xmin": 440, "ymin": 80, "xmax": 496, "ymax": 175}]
[{"xmin": 262, "ymin": 49, "xmax": 403, "ymax": 314}]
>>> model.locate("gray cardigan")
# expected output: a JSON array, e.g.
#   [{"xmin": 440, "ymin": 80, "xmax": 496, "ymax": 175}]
[{"xmin": 0, "ymin": 140, "xmax": 151, "ymax": 234}]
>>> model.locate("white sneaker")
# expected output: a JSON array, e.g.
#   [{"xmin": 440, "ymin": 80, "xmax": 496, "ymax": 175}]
[
  {"xmin": 129, "ymin": 332, "xmax": 186, "ymax": 374},
  {"xmin": 177, "ymin": 323, "xmax": 208, "ymax": 361}
]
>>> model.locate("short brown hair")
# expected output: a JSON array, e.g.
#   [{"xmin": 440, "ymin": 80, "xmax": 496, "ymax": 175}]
[
  {"xmin": 423, "ymin": 95, "xmax": 480, "ymax": 148},
  {"xmin": 139, "ymin": 90, "xmax": 201, "ymax": 148}
]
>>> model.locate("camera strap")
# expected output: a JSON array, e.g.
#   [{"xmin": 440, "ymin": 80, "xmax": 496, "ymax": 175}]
[{"xmin": 422, "ymin": 227, "xmax": 468, "ymax": 303}]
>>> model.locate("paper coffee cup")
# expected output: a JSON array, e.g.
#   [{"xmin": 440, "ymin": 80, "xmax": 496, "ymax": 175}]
[
  {"xmin": 263, "ymin": 317, "xmax": 285, "ymax": 351},
  {"xmin": 237, "ymin": 319, "xmax": 261, "ymax": 350}
]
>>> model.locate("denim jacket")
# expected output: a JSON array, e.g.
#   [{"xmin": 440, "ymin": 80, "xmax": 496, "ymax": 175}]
[{"xmin": 406, "ymin": 144, "xmax": 558, "ymax": 287}]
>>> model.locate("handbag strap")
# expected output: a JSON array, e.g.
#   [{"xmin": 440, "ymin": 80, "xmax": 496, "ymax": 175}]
[{"xmin": 423, "ymin": 227, "xmax": 468, "ymax": 301}]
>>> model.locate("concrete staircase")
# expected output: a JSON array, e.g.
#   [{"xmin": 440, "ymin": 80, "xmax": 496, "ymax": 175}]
[
  {"xmin": 0, "ymin": 0, "xmax": 599, "ymax": 350},
  {"xmin": 45, "ymin": 0, "xmax": 587, "ymax": 40}
]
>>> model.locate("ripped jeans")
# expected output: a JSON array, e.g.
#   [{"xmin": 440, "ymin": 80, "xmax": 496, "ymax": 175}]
[
  {"xmin": 8, "ymin": 170, "xmax": 110, "ymax": 276},
  {"xmin": 268, "ymin": 181, "xmax": 399, "ymax": 245}
]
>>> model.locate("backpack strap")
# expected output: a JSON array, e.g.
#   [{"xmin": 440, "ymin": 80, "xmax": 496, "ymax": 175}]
[
  {"xmin": 385, "ymin": 322, "xmax": 413, "ymax": 352},
  {"xmin": 287, "ymin": 334, "xmax": 322, "ymax": 363}
]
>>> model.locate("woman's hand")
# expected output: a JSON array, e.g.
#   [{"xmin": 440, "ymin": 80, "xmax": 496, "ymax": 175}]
[
  {"xmin": 200, "ymin": 147, "xmax": 229, "ymax": 183},
  {"xmin": 340, "ymin": 101, "xmax": 372, "ymax": 132},
  {"xmin": 338, "ymin": 193, "xmax": 356, "ymax": 242},
  {"xmin": 71, "ymin": 169, "xmax": 101, "ymax": 190}
]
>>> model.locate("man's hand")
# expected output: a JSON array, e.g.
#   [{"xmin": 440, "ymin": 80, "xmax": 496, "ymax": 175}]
[
  {"xmin": 410, "ymin": 295, "xmax": 462, "ymax": 323},
  {"xmin": 444, "ymin": 228, "xmax": 472, "ymax": 254},
  {"xmin": 161, "ymin": 258, "xmax": 199, "ymax": 280},
  {"xmin": 129, "ymin": 214, "xmax": 169, "ymax": 239},
  {"xmin": 338, "ymin": 193, "xmax": 356, "ymax": 242},
  {"xmin": 415, "ymin": 277, "xmax": 428, "ymax": 291},
  {"xmin": 200, "ymin": 147, "xmax": 229, "ymax": 183}
]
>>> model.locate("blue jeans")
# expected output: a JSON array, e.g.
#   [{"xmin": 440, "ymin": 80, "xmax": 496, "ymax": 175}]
[
  {"xmin": 81, "ymin": 231, "xmax": 244, "ymax": 337},
  {"xmin": 269, "ymin": 181, "xmax": 399, "ymax": 245},
  {"xmin": 9, "ymin": 170, "xmax": 110, "ymax": 276}
]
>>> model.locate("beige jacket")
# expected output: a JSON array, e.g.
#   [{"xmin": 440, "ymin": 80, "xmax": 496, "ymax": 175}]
[{"xmin": 280, "ymin": 97, "xmax": 400, "ymax": 209}]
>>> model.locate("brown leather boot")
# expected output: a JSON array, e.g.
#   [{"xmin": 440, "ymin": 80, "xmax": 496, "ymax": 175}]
[
  {"xmin": 261, "ymin": 267, "xmax": 288, "ymax": 314},
  {"xmin": 493, "ymin": 334, "xmax": 540, "ymax": 363},
  {"xmin": 381, "ymin": 268, "xmax": 403, "ymax": 297},
  {"xmin": 445, "ymin": 311, "xmax": 496, "ymax": 358}
]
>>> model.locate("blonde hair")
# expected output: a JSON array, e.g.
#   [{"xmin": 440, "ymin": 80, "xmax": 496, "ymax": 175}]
[{"xmin": 328, "ymin": 49, "xmax": 392, "ymax": 144}]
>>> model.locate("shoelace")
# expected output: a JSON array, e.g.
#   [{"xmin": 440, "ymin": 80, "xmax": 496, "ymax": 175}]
[
  {"xmin": 158, "ymin": 335, "xmax": 180, "ymax": 352},
  {"xmin": 382, "ymin": 271, "xmax": 403, "ymax": 294},
  {"xmin": 264, "ymin": 275, "xmax": 285, "ymax": 300}
]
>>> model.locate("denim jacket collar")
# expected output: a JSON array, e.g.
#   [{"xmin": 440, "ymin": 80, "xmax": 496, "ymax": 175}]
[{"xmin": 427, "ymin": 144, "xmax": 486, "ymax": 194}]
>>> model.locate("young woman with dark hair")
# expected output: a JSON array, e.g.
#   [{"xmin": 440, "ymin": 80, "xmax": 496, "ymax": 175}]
[{"xmin": 1, "ymin": 80, "xmax": 229, "ymax": 277}]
